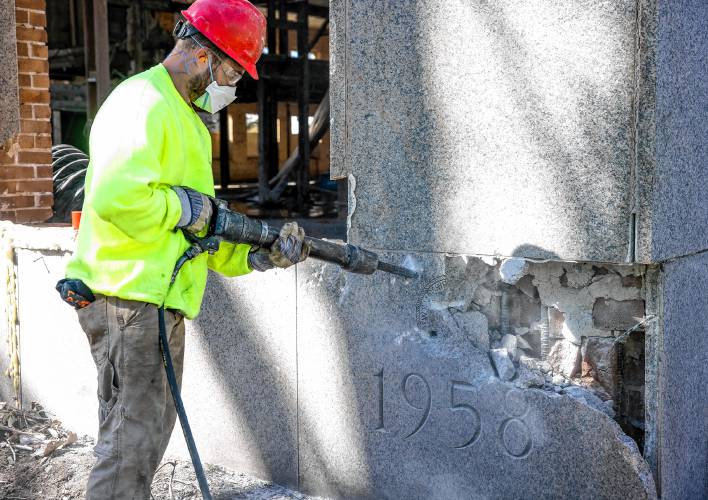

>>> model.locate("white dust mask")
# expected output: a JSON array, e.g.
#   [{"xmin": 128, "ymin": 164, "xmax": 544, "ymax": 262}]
[
  {"xmin": 193, "ymin": 79, "xmax": 237, "ymax": 114},
  {"xmin": 191, "ymin": 41, "xmax": 237, "ymax": 114}
]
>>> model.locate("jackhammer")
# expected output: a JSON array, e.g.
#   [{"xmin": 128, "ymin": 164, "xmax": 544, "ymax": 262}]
[
  {"xmin": 163, "ymin": 200, "xmax": 417, "ymax": 500},
  {"xmin": 171, "ymin": 198, "xmax": 418, "ymax": 283}
]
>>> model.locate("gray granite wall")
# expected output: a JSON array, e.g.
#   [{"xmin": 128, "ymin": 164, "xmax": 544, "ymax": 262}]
[
  {"xmin": 654, "ymin": 252, "xmax": 708, "ymax": 499},
  {"xmin": 333, "ymin": 0, "xmax": 639, "ymax": 262},
  {"xmin": 0, "ymin": 1, "xmax": 19, "ymax": 146},
  {"xmin": 645, "ymin": 0, "xmax": 708, "ymax": 262},
  {"xmin": 7, "ymin": 235, "xmax": 659, "ymax": 498},
  {"xmin": 332, "ymin": 0, "xmax": 708, "ymax": 266}
]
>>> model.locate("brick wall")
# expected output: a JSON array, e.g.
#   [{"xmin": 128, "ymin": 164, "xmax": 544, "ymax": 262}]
[{"xmin": 0, "ymin": 0, "xmax": 52, "ymax": 223}]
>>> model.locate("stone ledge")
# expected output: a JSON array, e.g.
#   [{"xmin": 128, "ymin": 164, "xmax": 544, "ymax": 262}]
[{"xmin": 0, "ymin": 220, "xmax": 76, "ymax": 252}]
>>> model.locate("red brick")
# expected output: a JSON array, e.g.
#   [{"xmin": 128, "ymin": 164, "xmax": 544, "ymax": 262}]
[
  {"xmin": 16, "ymin": 0, "xmax": 47, "ymax": 11},
  {"xmin": 30, "ymin": 44, "xmax": 48, "ymax": 59},
  {"xmin": 18, "ymin": 74, "xmax": 32, "ymax": 88},
  {"xmin": 17, "ymin": 57, "xmax": 48, "ymax": 74},
  {"xmin": 17, "ymin": 134, "xmax": 34, "ymax": 148},
  {"xmin": 0, "ymin": 180, "xmax": 17, "ymax": 194},
  {"xmin": 35, "ymin": 134, "xmax": 52, "ymax": 148},
  {"xmin": 0, "ymin": 210, "xmax": 16, "ymax": 222},
  {"xmin": 15, "ymin": 9, "xmax": 30, "ymax": 24},
  {"xmin": 3, "ymin": 195, "xmax": 35, "ymax": 209},
  {"xmin": 19, "ymin": 103, "xmax": 33, "ymax": 118},
  {"xmin": 17, "ymin": 151, "xmax": 52, "ymax": 165},
  {"xmin": 14, "ymin": 207, "xmax": 53, "ymax": 223},
  {"xmin": 19, "ymin": 87, "xmax": 50, "ymax": 104},
  {"xmin": 0, "ymin": 166, "xmax": 35, "ymax": 181},
  {"xmin": 16, "ymin": 42, "xmax": 29, "ymax": 58},
  {"xmin": 31, "ymin": 74, "xmax": 50, "ymax": 89},
  {"xmin": 36, "ymin": 166, "xmax": 52, "ymax": 178},
  {"xmin": 16, "ymin": 26, "xmax": 47, "ymax": 43},
  {"xmin": 20, "ymin": 119, "xmax": 50, "ymax": 134},
  {"xmin": 15, "ymin": 179, "xmax": 53, "ymax": 193},
  {"xmin": 36, "ymin": 193, "xmax": 53, "ymax": 207},
  {"xmin": 0, "ymin": 151, "xmax": 17, "ymax": 164},
  {"xmin": 29, "ymin": 11, "xmax": 46, "ymax": 26}
]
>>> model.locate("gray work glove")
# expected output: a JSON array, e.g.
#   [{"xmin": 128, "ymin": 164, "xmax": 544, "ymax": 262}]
[
  {"xmin": 172, "ymin": 186, "xmax": 213, "ymax": 234},
  {"xmin": 248, "ymin": 222, "xmax": 311, "ymax": 272}
]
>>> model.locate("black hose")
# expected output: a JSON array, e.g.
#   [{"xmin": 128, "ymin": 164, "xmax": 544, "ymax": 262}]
[
  {"xmin": 51, "ymin": 145, "xmax": 89, "ymax": 222},
  {"xmin": 158, "ymin": 307, "xmax": 213, "ymax": 500}
]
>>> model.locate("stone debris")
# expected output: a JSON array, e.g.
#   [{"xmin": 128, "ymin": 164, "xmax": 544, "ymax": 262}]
[
  {"xmin": 427, "ymin": 255, "xmax": 647, "ymax": 448},
  {"xmin": 563, "ymin": 386, "xmax": 615, "ymax": 418},
  {"xmin": 500, "ymin": 333, "xmax": 517, "ymax": 352},
  {"xmin": 514, "ymin": 363, "xmax": 546, "ymax": 388},
  {"xmin": 547, "ymin": 339, "xmax": 582, "ymax": 378},
  {"xmin": 451, "ymin": 309, "xmax": 489, "ymax": 351},
  {"xmin": 0, "ymin": 402, "xmax": 77, "ymax": 461},
  {"xmin": 490, "ymin": 348, "xmax": 515, "ymax": 381},
  {"xmin": 0, "ymin": 401, "xmax": 317, "ymax": 500},
  {"xmin": 499, "ymin": 257, "xmax": 528, "ymax": 284}
]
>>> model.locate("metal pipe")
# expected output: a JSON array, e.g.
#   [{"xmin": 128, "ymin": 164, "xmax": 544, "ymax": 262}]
[{"xmin": 213, "ymin": 205, "xmax": 417, "ymax": 278}]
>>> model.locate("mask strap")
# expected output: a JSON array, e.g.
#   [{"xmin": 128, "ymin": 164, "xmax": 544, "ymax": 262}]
[{"xmin": 190, "ymin": 36, "xmax": 215, "ymax": 81}]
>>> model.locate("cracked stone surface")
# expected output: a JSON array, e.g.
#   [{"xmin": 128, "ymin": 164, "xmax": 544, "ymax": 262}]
[
  {"xmin": 5, "ymin": 222, "xmax": 658, "ymax": 498},
  {"xmin": 296, "ymin": 256, "xmax": 656, "ymax": 498}
]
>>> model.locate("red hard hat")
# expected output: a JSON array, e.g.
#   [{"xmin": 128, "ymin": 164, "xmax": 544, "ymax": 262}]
[{"xmin": 182, "ymin": 0, "xmax": 266, "ymax": 80}]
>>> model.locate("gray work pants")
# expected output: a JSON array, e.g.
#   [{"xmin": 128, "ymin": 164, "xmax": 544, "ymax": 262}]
[{"xmin": 76, "ymin": 295, "xmax": 185, "ymax": 500}]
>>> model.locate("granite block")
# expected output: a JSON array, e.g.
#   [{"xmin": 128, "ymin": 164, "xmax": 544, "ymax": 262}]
[
  {"xmin": 328, "ymin": 0, "xmax": 347, "ymax": 180},
  {"xmin": 645, "ymin": 0, "xmax": 708, "ymax": 262},
  {"xmin": 168, "ymin": 268, "xmax": 299, "ymax": 486},
  {"xmin": 658, "ymin": 251, "xmax": 708, "ymax": 499},
  {"xmin": 0, "ymin": 1, "xmax": 19, "ymax": 146},
  {"xmin": 296, "ymin": 256, "xmax": 656, "ymax": 498},
  {"xmin": 338, "ymin": 0, "xmax": 638, "ymax": 262}
]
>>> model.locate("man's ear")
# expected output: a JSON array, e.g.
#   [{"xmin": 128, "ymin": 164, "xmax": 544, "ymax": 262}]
[{"xmin": 195, "ymin": 47, "xmax": 209, "ymax": 64}]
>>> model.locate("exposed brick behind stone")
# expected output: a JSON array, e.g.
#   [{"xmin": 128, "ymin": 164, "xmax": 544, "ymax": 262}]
[
  {"xmin": 0, "ymin": 1, "xmax": 53, "ymax": 224},
  {"xmin": 16, "ymin": 0, "xmax": 47, "ymax": 11},
  {"xmin": 592, "ymin": 299, "xmax": 646, "ymax": 331}
]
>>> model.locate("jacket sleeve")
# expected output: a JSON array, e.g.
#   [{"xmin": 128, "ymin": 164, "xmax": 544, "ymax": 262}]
[
  {"xmin": 207, "ymin": 241, "xmax": 253, "ymax": 277},
  {"xmin": 86, "ymin": 95, "xmax": 182, "ymax": 244}
]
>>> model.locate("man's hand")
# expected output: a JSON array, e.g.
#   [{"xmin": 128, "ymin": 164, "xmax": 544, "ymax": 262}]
[
  {"xmin": 248, "ymin": 221, "xmax": 311, "ymax": 271},
  {"xmin": 172, "ymin": 186, "xmax": 213, "ymax": 234}
]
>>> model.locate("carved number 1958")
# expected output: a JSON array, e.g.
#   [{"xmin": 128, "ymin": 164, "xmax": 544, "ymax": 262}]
[{"xmin": 374, "ymin": 369, "xmax": 481, "ymax": 449}]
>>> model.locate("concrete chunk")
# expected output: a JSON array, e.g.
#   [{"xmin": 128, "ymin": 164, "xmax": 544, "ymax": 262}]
[
  {"xmin": 547, "ymin": 340, "xmax": 582, "ymax": 378},
  {"xmin": 490, "ymin": 348, "xmax": 516, "ymax": 381}
]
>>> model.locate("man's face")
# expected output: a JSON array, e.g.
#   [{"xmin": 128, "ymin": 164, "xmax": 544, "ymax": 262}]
[{"xmin": 186, "ymin": 46, "xmax": 246, "ymax": 102}]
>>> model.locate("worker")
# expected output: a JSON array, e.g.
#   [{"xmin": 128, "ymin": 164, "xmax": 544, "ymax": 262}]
[{"xmin": 55, "ymin": 0, "xmax": 310, "ymax": 498}]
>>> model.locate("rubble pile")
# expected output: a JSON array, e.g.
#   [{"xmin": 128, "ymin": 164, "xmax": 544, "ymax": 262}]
[
  {"xmin": 0, "ymin": 401, "xmax": 317, "ymax": 499},
  {"xmin": 419, "ymin": 256, "xmax": 649, "ymax": 439},
  {"xmin": 0, "ymin": 401, "xmax": 78, "ymax": 464}
]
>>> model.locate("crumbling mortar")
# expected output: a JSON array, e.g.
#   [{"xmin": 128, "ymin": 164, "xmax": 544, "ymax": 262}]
[{"xmin": 413, "ymin": 255, "xmax": 651, "ymax": 433}]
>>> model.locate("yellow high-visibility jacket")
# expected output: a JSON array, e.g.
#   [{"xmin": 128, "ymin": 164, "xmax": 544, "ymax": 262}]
[{"xmin": 66, "ymin": 64, "xmax": 251, "ymax": 319}]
